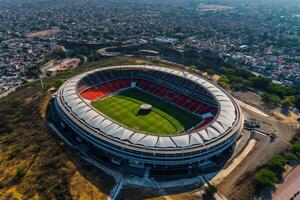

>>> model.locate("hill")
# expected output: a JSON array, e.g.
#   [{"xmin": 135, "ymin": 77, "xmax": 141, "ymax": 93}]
[{"xmin": 0, "ymin": 57, "xmax": 149, "ymax": 199}]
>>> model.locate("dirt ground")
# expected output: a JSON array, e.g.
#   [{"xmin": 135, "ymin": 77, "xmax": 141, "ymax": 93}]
[
  {"xmin": 26, "ymin": 28, "xmax": 61, "ymax": 38},
  {"xmin": 218, "ymin": 107, "xmax": 297, "ymax": 200},
  {"xmin": 231, "ymin": 91, "xmax": 263, "ymax": 108},
  {"xmin": 272, "ymin": 108, "xmax": 300, "ymax": 127}
]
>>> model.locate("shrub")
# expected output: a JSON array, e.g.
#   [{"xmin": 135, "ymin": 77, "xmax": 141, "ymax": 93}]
[{"xmin": 207, "ymin": 184, "xmax": 218, "ymax": 195}]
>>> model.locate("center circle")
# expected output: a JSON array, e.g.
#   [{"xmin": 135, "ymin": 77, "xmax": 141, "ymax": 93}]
[
  {"xmin": 140, "ymin": 103, "xmax": 152, "ymax": 110},
  {"xmin": 137, "ymin": 103, "xmax": 152, "ymax": 116}
]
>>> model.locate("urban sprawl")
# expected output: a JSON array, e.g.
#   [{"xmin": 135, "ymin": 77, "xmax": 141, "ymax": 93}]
[{"xmin": 0, "ymin": 0, "xmax": 299, "ymax": 93}]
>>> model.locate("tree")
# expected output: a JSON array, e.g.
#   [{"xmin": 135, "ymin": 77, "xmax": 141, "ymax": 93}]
[
  {"xmin": 220, "ymin": 67, "xmax": 235, "ymax": 76},
  {"xmin": 207, "ymin": 184, "xmax": 218, "ymax": 195},
  {"xmin": 234, "ymin": 67, "xmax": 255, "ymax": 79},
  {"xmin": 281, "ymin": 96, "xmax": 295, "ymax": 108},
  {"xmin": 218, "ymin": 75, "xmax": 230, "ymax": 89},
  {"xmin": 206, "ymin": 69, "xmax": 214, "ymax": 75},
  {"xmin": 231, "ymin": 83, "xmax": 243, "ymax": 91},
  {"xmin": 267, "ymin": 155, "xmax": 286, "ymax": 175},
  {"xmin": 25, "ymin": 63, "xmax": 43, "ymax": 78},
  {"xmin": 266, "ymin": 83, "xmax": 292, "ymax": 98},
  {"xmin": 261, "ymin": 93, "xmax": 281, "ymax": 106},
  {"xmin": 78, "ymin": 55, "xmax": 86, "ymax": 66},
  {"xmin": 286, "ymin": 152, "xmax": 298, "ymax": 164},
  {"xmin": 241, "ymin": 79, "xmax": 252, "ymax": 88},
  {"xmin": 295, "ymin": 96, "xmax": 300, "ymax": 110},
  {"xmin": 292, "ymin": 142, "xmax": 300, "ymax": 154},
  {"xmin": 53, "ymin": 48, "xmax": 67, "ymax": 59},
  {"xmin": 51, "ymin": 80, "xmax": 64, "ymax": 88},
  {"xmin": 250, "ymin": 76, "xmax": 272, "ymax": 90},
  {"xmin": 188, "ymin": 65, "xmax": 196, "ymax": 72},
  {"xmin": 255, "ymin": 168, "xmax": 278, "ymax": 188}
]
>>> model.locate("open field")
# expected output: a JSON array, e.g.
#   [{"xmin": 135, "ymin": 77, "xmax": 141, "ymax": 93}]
[
  {"xmin": 92, "ymin": 88, "xmax": 201, "ymax": 136},
  {"xmin": 199, "ymin": 4, "xmax": 234, "ymax": 12},
  {"xmin": 26, "ymin": 28, "xmax": 61, "ymax": 38}
]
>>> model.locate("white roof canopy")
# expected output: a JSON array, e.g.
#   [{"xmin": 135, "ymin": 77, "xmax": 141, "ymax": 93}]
[{"xmin": 58, "ymin": 65, "xmax": 239, "ymax": 148}]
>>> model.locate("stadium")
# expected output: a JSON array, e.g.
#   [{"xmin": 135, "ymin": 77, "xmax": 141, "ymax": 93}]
[{"xmin": 47, "ymin": 65, "xmax": 244, "ymax": 178}]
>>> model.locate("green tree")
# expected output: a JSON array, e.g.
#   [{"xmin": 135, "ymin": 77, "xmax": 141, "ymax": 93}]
[
  {"xmin": 218, "ymin": 75, "xmax": 230, "ymax": 89},
  {"xmin": 292, "ymin": 142, "xmax": 300, "ymax": 154},
  {"xmin": 51, "ymin": 80, "xmax": 64, "ymax": 88},
  {"xmin": 250, "ymin": 76, "xmax": 272, "ymax": 90},
  {"xmin": 188, "ymin": 65, "xmax": 197, "ymax": 72},
  {"xmin": 267, "ymin": 155, "xmax": 286, "ymax": 175},
  {"xmin": 207, "ymin": 184, "xmax": 218, "ymax": 195},
  {"xmin": 53, "ymin": 48, "xmax": 67, "ymax": 59},
  {"xmin": 255, "ymin": 168, "xmax": 278, "ymax": 188},
  {"xmin": 220, "ymin": 67, "xmax": 235, "ymax": 76},
  {"xmin": 295, "ymin": 96, "xmax": 300, "ymax": 110},
  {"xmin": 286, "ymin": 152, "xmax": 298, "ymax": 164},
  {"xmin": 206, "ymin": 69, "xmax": 214, "ymax": 75},
  {"xmin": 281, "ymin": 96, "xmax": 295, "ymax": 108},
  {"xmin": 266, "ymin": 83, "xmax": 292, "ymax": 98},
  {"xmin": 241, "ymin": 79, "xmax": 252, "ymax": 88},
  {"xmin": 78, "ymin": 55, "xmax": 86, "ymax": 65},
  {"xmin": 261, "ymin": 93, "xmax": 281, "ymax": 106}
]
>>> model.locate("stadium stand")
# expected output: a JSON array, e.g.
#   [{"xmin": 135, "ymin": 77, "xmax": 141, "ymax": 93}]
[
  {"xmin": 49, "ymin": 65, "xmax": 243, "ymax": 176},
  {"xmin": 80, "ymin": 76, "xmax": 218, "ymax": 130}
]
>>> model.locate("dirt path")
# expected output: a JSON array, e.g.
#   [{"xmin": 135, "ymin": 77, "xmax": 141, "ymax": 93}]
[{"xmin": 212, "ymin": 139, "xmax": 256, "ymax": 186}]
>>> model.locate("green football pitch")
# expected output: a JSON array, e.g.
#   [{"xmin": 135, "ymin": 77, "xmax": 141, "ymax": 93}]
[{"xmin": 91, "ymin": 88, "xmax": 202, "ymax": 136}]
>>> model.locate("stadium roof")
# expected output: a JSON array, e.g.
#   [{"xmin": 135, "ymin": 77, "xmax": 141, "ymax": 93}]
[{"xmin": 58, "ymin": 65, "xmax": 239, "ymax": 148}]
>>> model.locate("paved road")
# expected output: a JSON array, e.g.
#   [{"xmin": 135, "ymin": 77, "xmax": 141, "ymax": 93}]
[{"xmin": 272, "ymin": 166, "xmax": 300, "ymax": 200}]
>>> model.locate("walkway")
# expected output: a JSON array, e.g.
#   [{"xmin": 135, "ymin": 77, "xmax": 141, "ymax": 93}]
[
  {"xmin": 272, "ymin": 166, "xmax": 300, "ymax": 200},
  {"xmin": 236, "ymin": 99, "xmax": 269, "ymax": 118},
  {"xmin": 211, "ymin": 139, "xmax": 256, "ymax": 186}
]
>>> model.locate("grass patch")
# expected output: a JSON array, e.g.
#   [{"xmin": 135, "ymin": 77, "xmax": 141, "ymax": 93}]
[{"xmin": 92, "ymin": 88, "xmax": 201, "ymax": 136}]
